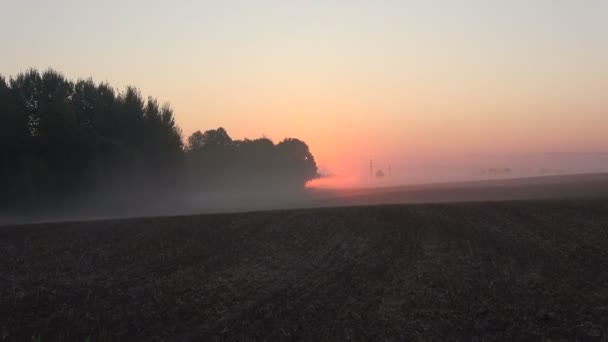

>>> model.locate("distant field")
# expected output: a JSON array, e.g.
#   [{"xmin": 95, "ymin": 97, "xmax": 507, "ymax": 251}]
[
  {"xmin": 2, "ymin": 198, "xmax": 607, "ymax": 340},
  {"xmin": 311, "ymin": 172, "xmax": 608, "ymax": 207}
]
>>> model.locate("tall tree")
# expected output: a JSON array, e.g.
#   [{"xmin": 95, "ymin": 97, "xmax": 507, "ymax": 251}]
[{"xmin": 1, "ymin": 68, "xmax": 319, "ymax": 207}]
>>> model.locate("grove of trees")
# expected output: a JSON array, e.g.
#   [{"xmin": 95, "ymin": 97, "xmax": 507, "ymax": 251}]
[
  {"xmin": 186, "ymin": 128, "xmax": 319, "ymax": 191},
  {"xmin": 0, "ymin": 69, "xmax": 319, "ymax": 207}
]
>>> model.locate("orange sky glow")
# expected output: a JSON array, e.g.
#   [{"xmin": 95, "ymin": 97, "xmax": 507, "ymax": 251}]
[{"xmin": 2, "ymin": 1, "xmax": 607, "ymax": 188}]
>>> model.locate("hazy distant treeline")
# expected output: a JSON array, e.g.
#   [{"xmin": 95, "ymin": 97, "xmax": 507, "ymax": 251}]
[
  {"xmin": 0, "ymin": 69, "xmax": 319, "ymax": 207},
  {"xmin": 186, "ymin": 128, "xmax": 318, "ymax": 191}
]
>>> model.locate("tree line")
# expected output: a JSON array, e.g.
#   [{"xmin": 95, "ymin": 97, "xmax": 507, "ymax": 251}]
[{"xmin": 0, "ymin": 69, "xmax": 319, "ymax": 207}]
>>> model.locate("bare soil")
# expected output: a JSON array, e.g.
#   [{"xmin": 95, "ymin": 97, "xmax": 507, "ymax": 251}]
[{"xmin": 2, "ymin": 198, "xmax": 608, "ymax": 341}]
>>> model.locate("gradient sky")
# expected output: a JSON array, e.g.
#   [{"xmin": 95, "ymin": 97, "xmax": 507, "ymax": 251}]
[{"xmin": 2, "ymin": 1, "xmax": 607, "ymax": 186}]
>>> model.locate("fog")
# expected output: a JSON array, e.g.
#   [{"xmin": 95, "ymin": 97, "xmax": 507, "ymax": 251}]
[
  {"xmin": 4, "ymin": 169, "xmax": 608, "ymax": 228},
  {"xmin": 4, "ymin": 69, "xmax": 608, "ymax": 226},
  {"xmin": 315, "ymin": 152, "xmax": 608, "ymax": 189},
  {"xmin": 0, "ymin": 177, "xmax": 318, "ymax": 226}
]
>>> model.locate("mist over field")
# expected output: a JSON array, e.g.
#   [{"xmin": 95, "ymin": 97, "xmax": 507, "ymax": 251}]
[
  {"xmin": 316, "ymin": 152, "xmax": 608, "ymax": 188},
  {"xmin": 2, "ymin": 1, "xmax": 608, "ymax": 340},
  {"xmin": 3, "ymin": 70, "xmax": 605, "ymax": 226},
  {"xmin": 4, "ymin": 171, "xmax": 608, "ymax": 227}
]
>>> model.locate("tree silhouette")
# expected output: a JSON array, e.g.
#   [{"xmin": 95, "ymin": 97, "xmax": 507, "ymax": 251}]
[
  {"xmin": 185, "ymin": 131, "xmax": 319, "ymax": 191},
  {"xmin": 199, "ymin": 127, "xmax": 233, "ymax": 148},
  {"xmin": 1, "ymin": 68, "xmax": 319, "ymax": 208},
  {"xmin": 187, "ymin": 130, "xmax": 205, "ymax": 151},
  {"xmin": 275, "ymin": 138, "xmax": 320, "ymax": 188}
]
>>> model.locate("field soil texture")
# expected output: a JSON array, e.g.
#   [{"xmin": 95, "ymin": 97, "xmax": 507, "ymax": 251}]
[{"xmin": 2, "ymin": 198, "xmax": 608, "ymax": 340}]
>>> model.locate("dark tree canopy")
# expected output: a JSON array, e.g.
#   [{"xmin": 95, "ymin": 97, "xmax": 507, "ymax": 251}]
[
  {"xmin": 187, "ymin": 131, "xmax": 205, "ymax": 151},
  {"xmin": 185, "ymin": 131, "xmax": 320, "ymax": 191},
  {"xmin": 0, "ymin": 69, "xmax": 185, "ymax": 206},
  {"xmin": 0, "ymin": 69, "xmax": 319, "ymax": 207}
]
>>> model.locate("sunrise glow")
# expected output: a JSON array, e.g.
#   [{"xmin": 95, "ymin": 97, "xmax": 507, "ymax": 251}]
[{"xmin": 2, "ymin": 1, "xmax": 607, "ymax": 188}]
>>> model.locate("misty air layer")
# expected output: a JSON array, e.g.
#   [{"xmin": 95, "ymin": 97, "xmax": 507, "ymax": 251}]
[{"xmin": 2, "ymin": 68, "xmax": 608, "ymax": 225}]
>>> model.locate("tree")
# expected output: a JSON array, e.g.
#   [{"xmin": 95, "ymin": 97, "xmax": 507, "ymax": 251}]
[
  {"xmin": 1, "ymin": 68, "xmax": 320, "ymax": 208},
  {"xmin": 200, "ymin": 127, "xmax": 232, "ymax": 147},
  {"xmin": 0, "ymin": 69, "xmax": 187, "ymax": 204},
  {"xmin": 10, "ymin": 69, "xmax": 43, "ymax": 137},
  {"xmin": 0, "ymin": 74, "xmax": 30, "ymax": 204},
  {"xmin": 276, "ymin": 138, "xmax": 320, "ymax": 187},
  {"xmin": 187, "ymin": 130, "xmax": 205, "ymax": 151},
  {"xmin": 186, "ymin": 130, "xmax": 319, "ymax": 191}
]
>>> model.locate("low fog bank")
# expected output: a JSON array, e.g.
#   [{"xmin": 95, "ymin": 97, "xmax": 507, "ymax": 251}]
[
  {"xmin": 313, "ymin": 172, "xmax": 608, "ymax": 208},
  {"xmin": 327, "ymin": 152, "xmax": 608, "ymax": 189},
  {"xmin": 4, "ymin": 69, "xmax": 608, "ymax": 226},
  {"xmin": 4, "ymin": 172, "xmax": 608, "ymax": 226},
  {"xmin": 0, "ymin": 184, "xmax": 322, "ymax": 226}
]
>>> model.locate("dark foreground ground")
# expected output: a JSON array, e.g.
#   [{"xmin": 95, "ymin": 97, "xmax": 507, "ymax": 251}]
[{"xmin": 2, "ymin": 198, "xmax": 608, "ymax": 341}]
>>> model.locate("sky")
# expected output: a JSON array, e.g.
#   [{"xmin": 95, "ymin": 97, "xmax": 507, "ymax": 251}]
[{"xmin": 2, "ymin": 1, "xmax": 608, "ymax": 187}]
